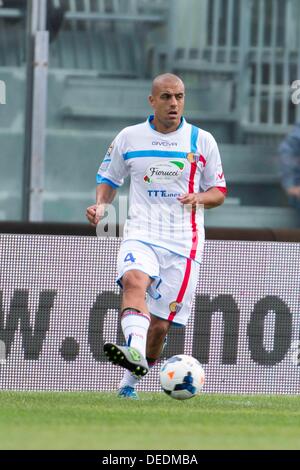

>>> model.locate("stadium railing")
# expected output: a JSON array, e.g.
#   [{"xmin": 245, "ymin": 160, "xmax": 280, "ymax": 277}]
[
  {"xmin": 160, "ymin": 0, "xmax": 300, "ymax": 143},
  {"xmin": 151, "ymin": 0, "xmax": 251, "ymax": 142},
  {"xmin": 165, "ymin": 0, "xmax": 250, "ymax": 73},
  {"xmin": 50, "ymin": 0, "xmax": 168, "ymax": 76},
  {"xmin": 0, "ymin": 0, "xmax": 169, "ymax": 75},
  {"xmin": 241, "ymin": 0, "xmax": 300, "ymax": 140},
  {"xmin": 0, "ymin": 7, "xmax": 25, "ymax": 67}
]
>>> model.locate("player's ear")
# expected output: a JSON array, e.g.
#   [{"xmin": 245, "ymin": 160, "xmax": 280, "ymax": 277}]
[{"xmin": 148, "ymin": 95, "xmax": 154, "ymax": 108}]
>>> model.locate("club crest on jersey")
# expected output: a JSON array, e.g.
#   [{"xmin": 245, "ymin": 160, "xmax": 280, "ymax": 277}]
[
  {"xmin": 169, "ymin": 301, "xmax": 183, "ymax": 314},
  {"xmin": 187, "ymin": 152, "xmax": 199, "ymax": 163},
  {"xmin": 187, "ymin": 152, "xmax": 206, "ymax": 167},
  {"xmin": 144, "ymin": 161, "xmax": 185, "ymax": 184}
]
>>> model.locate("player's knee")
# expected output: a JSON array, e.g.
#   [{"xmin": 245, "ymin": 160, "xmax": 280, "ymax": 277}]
[{"xmin": 122, "ymin": 270, "xmax": 150, "ymax": 293}]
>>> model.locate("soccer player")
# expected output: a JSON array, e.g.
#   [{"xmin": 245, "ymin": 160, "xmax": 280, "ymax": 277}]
[{"xmin": 86, "ymin": 73, "xmax": 226, "ymax": 399}]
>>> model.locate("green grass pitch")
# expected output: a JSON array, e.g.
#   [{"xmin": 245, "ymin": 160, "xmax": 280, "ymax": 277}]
[{"xmin": 0, "ymin": 392, "xmax": 299, "ymax": 450}]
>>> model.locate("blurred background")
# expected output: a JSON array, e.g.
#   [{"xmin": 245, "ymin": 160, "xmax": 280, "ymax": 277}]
[{"xmin": 1, "ymin": 0, "xmax": 300, "ymax": 228}]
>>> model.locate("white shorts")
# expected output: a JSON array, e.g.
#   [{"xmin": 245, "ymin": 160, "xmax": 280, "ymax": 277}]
[{"xmin": 117, "ymin": 240, "xmax": 200, "ymax": 326}]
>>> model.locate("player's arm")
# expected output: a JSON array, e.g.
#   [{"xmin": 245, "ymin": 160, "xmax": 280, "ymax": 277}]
[
  {"xmin": 178, "ymin": 187, "xmax": 225, "ymax": 208},
  {"xmin": 86, "ymin": 131, "xmax": 129, "ymax": 227}
]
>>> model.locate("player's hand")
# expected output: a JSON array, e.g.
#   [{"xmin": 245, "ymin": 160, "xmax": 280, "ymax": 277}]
[
  {"xmin": 177, "ymin": 193, "xmax": 201, "ymax": 205},
  {"xmin": 287, "ymin": 186, "xmax": 300, "ymax": 198},
  {"xmin": 86, "ymin": 205, "xmax": 97, "ymax": 226},
  {"xmin": 86, "ymin": 204, "xmax": 106, "ymax": 226}
]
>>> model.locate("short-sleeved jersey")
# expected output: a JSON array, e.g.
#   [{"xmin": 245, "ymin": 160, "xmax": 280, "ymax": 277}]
[{"xmin": 97, "ymin": 116, "xmax": 226, "ymax": 263}]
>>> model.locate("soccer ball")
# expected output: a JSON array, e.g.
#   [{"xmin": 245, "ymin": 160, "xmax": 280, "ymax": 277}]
[{"xmin": 160, "ymin": 355, "xmax": 205, "ymax": 400}]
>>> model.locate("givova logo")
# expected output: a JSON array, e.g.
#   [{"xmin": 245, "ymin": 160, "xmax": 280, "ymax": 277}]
[{"xmin": 0, "ymin": 80, "xmax": 6, "ymax": 104}]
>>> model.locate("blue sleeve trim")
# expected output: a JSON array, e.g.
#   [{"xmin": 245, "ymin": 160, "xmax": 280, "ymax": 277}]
[
  {"xmin": 96, "ymin": 176, "xmax": 119, "ymax": 189},
  {"xmin": 190, "ymin": 125, "xmax": 199, "ymax": 153}
]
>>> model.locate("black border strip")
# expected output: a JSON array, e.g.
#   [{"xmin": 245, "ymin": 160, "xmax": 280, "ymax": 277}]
[{"xmin": 1, "ymin": 222, "xmax": 300, "ymax": 241}]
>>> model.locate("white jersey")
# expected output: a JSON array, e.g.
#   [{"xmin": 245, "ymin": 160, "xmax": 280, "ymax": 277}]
[{"xmin": 97, "ymin": 116, "xmax": 226, "ymax": 263}]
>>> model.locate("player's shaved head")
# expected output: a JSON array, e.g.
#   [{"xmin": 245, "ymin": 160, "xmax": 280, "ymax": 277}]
[
  {"xmin": 148, "ymin": 73, "xmax": 185, "ymax": 133},
  {"xmin": 151, "ymin": 73, "xmax": 184, "ymax": 96}
]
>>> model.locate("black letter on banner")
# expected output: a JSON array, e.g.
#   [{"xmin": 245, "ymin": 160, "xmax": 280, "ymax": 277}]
[
  {"xmin": 192, "ymin": 295, "xmax": 240, "ymax": 364},
  {"xmin": 88, "ymin": 291, "xmax": 122, "ymax": 361},
  {"xmin": 0, "ymin": 289, "xmax": 56, "ymax": 359},
  {"xmin": 161, "ymin": 327, "xmax": 185, "ymax": 360},
  {"xmin": 247, "ymin": 296, "xmax": 292, "ymax": 365}
]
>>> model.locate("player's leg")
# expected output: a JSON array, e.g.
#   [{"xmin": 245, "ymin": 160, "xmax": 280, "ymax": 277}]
[
  {"xmin": 118, "ymin": 250, "xmax": 200, "ymax": 397},
  {"xmin": 121, "ymin": 269, "xmax": 151, "ymax": 313},
  {"xmin": 120, "ymin": 269, "xmax": 152, "ymax": 360},
  {"xmin": 104, "ymin": 270, "xmax": 151, "ymax": 376},
  {"xmin": 104, "ymin": 241, "xmax": 160, "ymax": 379},
  {"xmin": 118, "ymin": 314, "xmax": 171, "ymax": 397},
  {"xmin": 146, "ymin": 315, "xmax": 171, "ymax": 363}
]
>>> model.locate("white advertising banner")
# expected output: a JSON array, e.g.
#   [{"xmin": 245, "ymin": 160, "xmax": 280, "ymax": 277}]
[{"xmin": 0, "ymin": 234, "xmax": 299, "ymax": 393}]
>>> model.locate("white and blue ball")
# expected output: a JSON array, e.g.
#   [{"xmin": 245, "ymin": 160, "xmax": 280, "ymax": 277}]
[{"xmin": 160, "ymin": 354, "xmax": 205, "ymax": 400}]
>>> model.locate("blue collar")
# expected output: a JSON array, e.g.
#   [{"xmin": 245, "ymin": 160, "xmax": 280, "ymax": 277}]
[{"xmin": 148, "ymin": 115, "xmax": 184, "ymax": 131}]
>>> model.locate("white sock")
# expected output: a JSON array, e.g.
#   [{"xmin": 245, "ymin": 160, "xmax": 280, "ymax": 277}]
[
  {"xmin": 119, "ymin": 370, "xmax": 140, "ymax": 389},
  {"xmin": 119, "ymin": 359, "xmax": 158, "ymax": 390},
  {"xmin": 121, "ymin": 308, "xmax": 150, "ymax": 357}
]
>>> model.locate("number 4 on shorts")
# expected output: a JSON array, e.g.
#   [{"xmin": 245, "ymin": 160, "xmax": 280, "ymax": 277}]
[{"xmin": 124, "ymin": 252, "xmax": 136, "ymax": 263}]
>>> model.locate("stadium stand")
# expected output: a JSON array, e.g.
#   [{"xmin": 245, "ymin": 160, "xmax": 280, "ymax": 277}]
[
  {"xmin": 1, "ymin": 0, "xmax": 300, "ymax": 227},
  {"xmin": 50, "ymin": 0, "xmax": 167, "ymax": 76},
  {"xmin": 59, "ymin": 75, "xmax": 235, "ymax": 140},
  {"xmin": 0, "ymin": 127, "xmax": 290, "ymax": 225}
]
